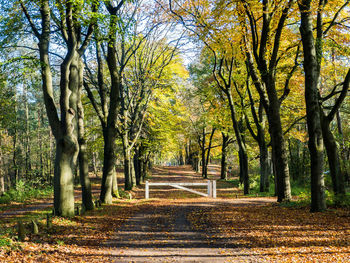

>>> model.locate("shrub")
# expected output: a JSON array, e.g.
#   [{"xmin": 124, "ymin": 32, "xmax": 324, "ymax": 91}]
[
  {"xmin": 0, "ymin": 194, "xmax": 11, "ymax": 204},
  {"xmin": 1, "ymin": 180, "xmax": 53, "ymax": 204}
]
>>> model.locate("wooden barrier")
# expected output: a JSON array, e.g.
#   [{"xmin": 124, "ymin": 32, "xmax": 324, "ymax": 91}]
[{"xmin": 145, "ymin": 180, "xmax": 217, "ymax": 199}]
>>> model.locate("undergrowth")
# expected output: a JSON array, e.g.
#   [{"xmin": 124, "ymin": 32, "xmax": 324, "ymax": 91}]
[{"xmin": 0, "ymin": 180, "xmax": 52, "ymax": 205}]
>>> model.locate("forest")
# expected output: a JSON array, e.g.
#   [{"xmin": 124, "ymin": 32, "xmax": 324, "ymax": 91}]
[{"xmin": 0, "ymin": 0, "xmax": 349, "ymax": 262}]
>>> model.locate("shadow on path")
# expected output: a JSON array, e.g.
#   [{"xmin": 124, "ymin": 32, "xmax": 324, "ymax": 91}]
[{"xmin": 103, "ymin": 199, "xmax": 273, "ymax": 262}]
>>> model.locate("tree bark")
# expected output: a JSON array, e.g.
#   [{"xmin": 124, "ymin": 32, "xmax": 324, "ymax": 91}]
[
  {"xmin": 124, "ymin": 149, "xmax": 132, "ymax": 190},
  {"xmin": 266, "ymin": 98, "xmax": 291, "ymax": 201},
  {"xmin": 76, "ymin": 57, "xmax": 94, "ymax": 211},
  {"xmin": 54, "ymin": 137, "xmax": 76, "ymax": 217},
  {"xmin": 321, "ymin": 113, "xmax": 345, "ymax": 194},
  {"xmin": 220, "ymin": 133, "xmax": 229, "ymax": 180},
  {"xmin": 299, "ymin": 0, "xmax": 326, "ymax": 211},
  {"xmin": 227, "ymin": 93, "xmax": 249, "ymax": 194},
  {"xmin": 259, "ymin": 140, "xmax": 269, "ymax": 192},
  {"xmin": 24, "ymin": 85, "xmax": 31, "ymax": 180},
  {"xmin": 337, "ymin": 111, "xmax": 349, "ymax": 184},
  {"xmin": 242, "ymin": 0, "xmax": 294, "ymax": 201},
  {"xmin": 99, "ymin": 10, "xmax": 122, "ymax": 201},
  {"xmin": 100, "ymin": 127, "xmax": 117, "ymax": 204},
  {"xmin": 134, "ymin": 147, "xmax": 142, "ymax": 185}
]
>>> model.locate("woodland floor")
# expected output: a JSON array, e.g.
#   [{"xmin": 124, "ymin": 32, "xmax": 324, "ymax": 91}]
[{"xmin": 0, "ymin": 165, "xmax": 349, "ymax": 262}]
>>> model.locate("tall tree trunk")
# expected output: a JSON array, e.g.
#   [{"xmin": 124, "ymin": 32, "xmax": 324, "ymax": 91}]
[
  {"xmin": 100, "ymin": 126, "xmax": 117, "ymax": 204},
  {"xmin": 266, "ymin": 97, "xmax": 291, "ymax": 201},
  {"xmin": 124, "ymin": 148, "xmax": 132, "ymax": 190},
  {"xmin": 195, "ymin": 154, "xmax": 200, "ymax": 173},
  {"xmin": 204, "ymin": 128, "xmax": 216, "ymax": 179},
  {"xmin": 299, "ymin": 0, "xmax": 326, "ymax": 211},
  {"xmin": 142, "ymin": 157, "xmax": 148, "ymax": 182},
  {"xmin": 37, "ymin": 108, "xmax": 44, "ymax": 179},
  {"xmin": 179, "ymin": 149, "xmax": 184, "ymax": 165},
  {"xmin": 200, "ymin": 128, "xmax": 206, "ymax": 178},
  {"xmin": 49, "ymin": 130, "xmax": 53, "ymax": 183},
  {"xmin": 130, "ymin": 156, "xmax": 136, "ymax": 187},
  {"xmin": 112, "ymin": 171, "xmax": 119, "ymax": 197},
  {"xmin": 321, "ymin": 114, "xmax": 345, "ymax": 195},
  {"xmin": 337, "ymin": 111, "xmax": 349, "ymax": 184},
  {"xmin": 52, "ymin": 47, "xmax": 81, "ymax": 216},
  {"xmin": 227, "ymin": 93, "xmax": 249, "ymax": 194},
  {"xmin": 259, "ymin": 140, "xmax": 269, "ymax": 192},
  {"xmin": 53, "ymin": 137, "xmax": 76, "ymax": 217},
  {"xmin": 220, "ymin": 133, "xmax": 229, "ymax": 180},
  {"xmin": 24, "ymin": 85, "xmax": 31, "ymax": 180},
  {"xmin": 100, "ymin": 12, "xmax": 122, "ymax": 199},
  {"xmin": 92, "ymin": 150, "xmax": 98, "ymax": 177},
  {"xmin": 185, "ymin": 142, "xmax": 190, "ymax": 165},
  {"xmin": 77, "ymin": 58, "xmax": 94, "ymax": 210},
  {"xmin": 12, "ymin": 94, "xmax": 18, "ymax": 188},
  {"xmin": 134, "ymin": 147, "xmax": 142, "ymax": 186}
]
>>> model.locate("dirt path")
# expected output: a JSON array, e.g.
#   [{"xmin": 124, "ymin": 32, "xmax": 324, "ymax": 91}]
[
  {"xmin": 102, "ymin": 165, "xmax": 275, "ymax": 262},
  {"xmin": 104, "ymin": 200, "xmax": 273, "ymax": 262}
]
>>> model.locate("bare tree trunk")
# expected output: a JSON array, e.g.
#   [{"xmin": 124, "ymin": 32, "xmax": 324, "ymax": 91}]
[
  {"xmin": 24, "ymin": 85, "xmax": 32, "ymax": 180},
  {"xmin": 77, "ymin": 57, "xmax": 94, "ymax": 211},
  {"xmin": 12, "ymin": 95, "xmax": 18, "ymax": 188},
  {"xmin": 220, "ymin": 133, "xmax": 229, "ymax": 180},
  {"xmin": 267, "ymin": 101, "xmax": 291, "ymax": 201},
  {"xmin": 37, "ymin": 108, "xmax": 44, "ymax": 179},
  {"xmin": 259, "ymin": 140, "xmax": 269, "ymax": 192},
  {"xmin": 299, "ymin": 0, "xmax": 326, "ymax": 211},
  {"xmin": 53, "ymin": 137, "xmax": 76, "ymax": 216},
  {"xmin": 49, "ymin": 130, "xmax": 53, "ymax": 183},
  {"xmin": 130, "ymin": 156, "xmax": 136, "ymax": 187},
  {"xmin": 92, "ymin": 152, "xmax": 98, "ymax": 177},
  {"xmin": 337, "ymin": 111, "xmax": 349, "ymax": 184},
  {"xmin": 100, "ymin": 127, "xmax": 116, "ymax": 204},
  {"xmin": 134, "ymin": 147, "xmax": 142, "ymax": 186},
  {"xmin": 124, "ymin": 148, "xmax": 132, "ymax": 190},
  {"xmin": 321, "ymin": 113, "xmax": 345, "ymax": 194},
  {"xmin": 227, "ymin": 93, "xmax": 249, "ymax": 194}
]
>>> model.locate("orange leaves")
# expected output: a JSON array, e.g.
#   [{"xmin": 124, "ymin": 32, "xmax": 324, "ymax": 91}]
[{"xmin": 187, "ymin": 203, "xmax": 350, "ymax": 261}]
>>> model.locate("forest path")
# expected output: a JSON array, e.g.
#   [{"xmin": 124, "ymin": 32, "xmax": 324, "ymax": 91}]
[
  {"xmin": 102, "ymin": 165, "xmax": 275, "ymax": 262},
  {"xmin": 103, "ymin": 198, "xmax": 274, "ymax": 262}
]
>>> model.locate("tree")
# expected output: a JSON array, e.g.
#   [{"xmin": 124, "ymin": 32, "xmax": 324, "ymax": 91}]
[
  {"xmin": 298, "ymin": 0, "xmax": 350, "ymax": 210},
  {"xmin": 20, "ymin": 0, "xmax": 96, "ymax": 215}
]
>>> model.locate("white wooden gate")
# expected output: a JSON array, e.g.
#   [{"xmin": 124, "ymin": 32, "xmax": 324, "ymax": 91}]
[{"xmin": 145, "ymin": 180, "xmax": 216, "ymax": 199}]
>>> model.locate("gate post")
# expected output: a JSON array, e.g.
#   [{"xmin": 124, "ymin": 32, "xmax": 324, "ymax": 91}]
[
  {"xmin": 207, "ymin": 180, "xmax": 212, "ymax": 197},
  {"xmin": 145, "ymin": 181, "xmax": 149, "ymax": 199},
  {"xmin": 212, "ymin": 180, "xmax": 216, "ymax": 198}
]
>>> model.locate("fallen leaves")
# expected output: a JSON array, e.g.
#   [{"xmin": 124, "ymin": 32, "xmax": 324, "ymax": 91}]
[
  {"xmin": 187, "ymin": 202, "xmax": 350, "ymax": 262},
  {"xmin": 1, "ymin": 165, "xmax": 349, "ymax": 262}
]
